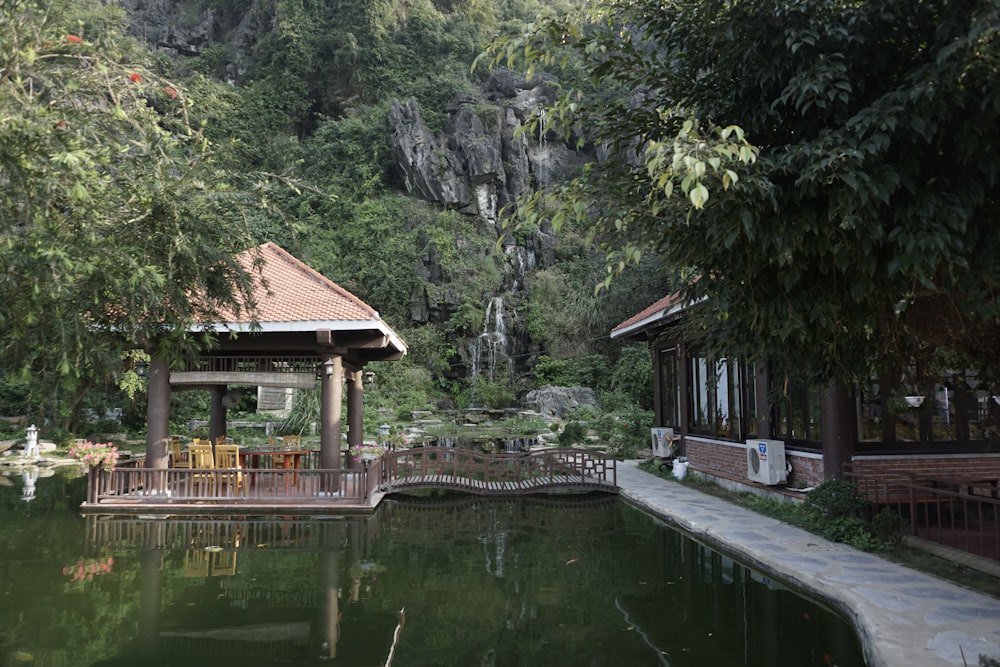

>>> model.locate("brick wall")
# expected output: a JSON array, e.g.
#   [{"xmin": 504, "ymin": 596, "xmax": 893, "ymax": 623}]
[
  {"xmin": 850, "ymin": 454, "xmax": 1000, "ymax": 482},
  {"xmin": 685, "ymin": 438, "xmax": 746, "ymax": 478},
  {"xmin": 787, "ymin": 454, "xmax": 824, "ymax": 487},
  {"xmin": 683, "ymin": 438, "xmax": 1000, "ymax": 492},
  {"xmin": 685, "ymin": 437, "xmax": 826, "ymax": 487}
]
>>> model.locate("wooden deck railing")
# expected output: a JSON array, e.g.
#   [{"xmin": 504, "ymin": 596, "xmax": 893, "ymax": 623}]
[
  {"xmin": 845, "ymin": 464, "xmax": 1000, "ymax": 563},
  {"xmin": 85, "ymin": 466, "xmax": 374, "ymax": 506}
]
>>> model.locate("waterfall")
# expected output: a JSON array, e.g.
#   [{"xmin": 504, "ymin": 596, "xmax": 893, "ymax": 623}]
[
  {"xmin": 537, "ymin": 107, "xmax": 548, "ymax": 186},
  {"xmin": 470, "ymin": 296, "xmax": 512, "ymax": 386}
]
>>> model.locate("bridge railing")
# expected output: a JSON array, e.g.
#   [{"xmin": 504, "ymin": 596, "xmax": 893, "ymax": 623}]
[{"xmin": 380, "ymin": 447, "xmax": 617, "ymax": 495}]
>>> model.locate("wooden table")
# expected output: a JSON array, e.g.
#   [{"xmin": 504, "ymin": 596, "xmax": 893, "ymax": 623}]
[{"xmin": 239, "ymin": 449, "xmax": 311, "ymax": 488}]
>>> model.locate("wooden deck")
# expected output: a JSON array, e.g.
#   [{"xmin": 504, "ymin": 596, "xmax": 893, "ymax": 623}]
[{"xmin": 80, "ymin": 447, "xmax": 618, "ymax": 514}]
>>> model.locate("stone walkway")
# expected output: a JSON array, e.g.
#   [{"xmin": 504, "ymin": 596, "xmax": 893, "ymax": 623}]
[{"xmin": 614, "ymin": 459, "xmax": 1000, "ymax": 667}]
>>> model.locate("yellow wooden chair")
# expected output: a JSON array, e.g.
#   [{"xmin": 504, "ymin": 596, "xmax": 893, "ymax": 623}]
[
  {"xmin": 214, "ymin": 444, "xmax": 244, "ymax": 493},
  {"xmin": 183, "ymin": 548, "xmax": 211, "ymax": 577},
  {"xmin": 169, "ymin": 436, "xmax": 186, "ymax": 467},
  {"xmin": 187, "ymin": 443, "xmax": 216, "ymax": 493},
  {"xmin": 212, "ymin": 551, "xmax": 238, "ymax": 576},
  {"xmin": 188, "ymin": 442, "xmax": 215, "ymax": 467},
  {"xmin": 272, "ymin": 434, "xmax": 300, "ymax": 469}
]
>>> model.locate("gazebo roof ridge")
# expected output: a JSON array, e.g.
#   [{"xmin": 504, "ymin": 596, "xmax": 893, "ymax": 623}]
[
  {"xmin": 197, "ymin": 243, "xmax": 406, "ymax": 357},
  {"xmin": 252, "ymin": 242, "xmax": 382, "ymax": 321}
]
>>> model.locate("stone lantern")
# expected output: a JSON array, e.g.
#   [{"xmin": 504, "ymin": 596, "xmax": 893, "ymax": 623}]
[{"xmin": 23, "ymin": 424, "xmax": 39, "ymax": 458}]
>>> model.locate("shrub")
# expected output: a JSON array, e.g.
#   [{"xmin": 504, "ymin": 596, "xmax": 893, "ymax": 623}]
[
  {"xmin": 557, "ymin": 421, "xmax": 587, "ymax": 447},
  {"xmin": 804, "ymin": 479, "xmax": 867, "ymax": 519},
  {"xmin": 589, "ymin": 403, "xmax": 652, "ymax": 458},
  {"xmin": 503, "ymin": 414, "xmax": 549, "ymax": 435},
  {"xmin": 475, "ymin": 379, "xmax": 515, "ymax": 410},
  {"xmin": 871, "ymin": 507, "xmax": 908, "ymax": 546},
  {"xmin": 803, "ymin": 480, "xmax": 882, "ymax": 551}
]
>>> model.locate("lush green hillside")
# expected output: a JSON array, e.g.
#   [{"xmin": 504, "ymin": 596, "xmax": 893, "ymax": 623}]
[{"xmin": 0, "ymin": 0, "xmax": 664, "ymax": 440}]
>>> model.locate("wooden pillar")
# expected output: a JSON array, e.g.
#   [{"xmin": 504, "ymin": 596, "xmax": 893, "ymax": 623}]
[
  {"xmin": 320, "ymin": 355, "xmax": 343, "ymax": 490},
  {"xmin": 319, "ymin": 522, "xmax": 342, "ymax": 660},
  {"xmin": 209, "ymin": 385, "xmax": 227, "ymax": 444},
  {"xmin": 145, "ymin": 356, "xmax": 170, "ymax": 470},
  {"xmin": 347, "ymin": 368, "xmax": 364, "ymax": 470},
  {"xmin": 821, "ymin": 384, "xmax": 856, "ymax": 480},
  {"xmin": 651, "ymin": 347, "xmax": 663, "ymax": 427},
  {"xmin": 137, "ymin": 543, "xmax": 164, "ymax": 659},
  {"xmin": 678, "ymin": 342, "xmax": 690, "ymax": 441},
  {"xmin": 755, "ymin": 363, "xmax": 771, "ymax": 438}
]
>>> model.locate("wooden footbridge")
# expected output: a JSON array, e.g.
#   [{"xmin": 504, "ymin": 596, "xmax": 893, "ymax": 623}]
[
  {"xmin": 378, "ymin": 447, "xmax": 617, "ymax": 496},
  {"xmin": 81, "ymin": 447, "xmax": 618, "ymax": 513}
]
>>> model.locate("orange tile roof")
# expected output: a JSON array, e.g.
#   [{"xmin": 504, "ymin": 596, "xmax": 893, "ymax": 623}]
[
  {"xmin": 211, "ymin": 243, "xmax": 406, "ymax": 353},
  {"xmin": 239, "ymin": 242, "xmax": 380, "ymax": 324},
  {"xmin": 610, "ymin": 289, "xmax": 688, "ymax": 339}
]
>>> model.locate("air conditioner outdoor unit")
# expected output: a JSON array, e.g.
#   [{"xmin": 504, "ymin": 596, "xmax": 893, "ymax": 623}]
[
  {"xmin": 746, "ymin": 439, "xmax": 787, "ymax": 485},
  {"xmin": 650, "ymin": 427, "xmax": 675, "ymax": 459}
]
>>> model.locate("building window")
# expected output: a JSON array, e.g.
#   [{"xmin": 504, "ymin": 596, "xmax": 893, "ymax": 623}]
[
  {"xmin": 772, "ymin": 373, "xmax": 822, "ymax": 444},
  {"xmin": 744, "ymin": 362, "xmax": 758, "ymax": 437},
  {"xmin": 857, "ymin": 379, "xmax": 884, "ymax": 442},
  {"xmin": 883, "ymin": 369, "xmax": 998, "ymax": 444},
  {"xmin": 658, "ymin": 348, "xmax": 681, "ymax": 430},
  {"xmin": 687, "ymin": 353, "xmax": 752, "ymax": 441},
  {"xmin": 690, "ymin": 353, "xmax": 712, "ymax": 432}
]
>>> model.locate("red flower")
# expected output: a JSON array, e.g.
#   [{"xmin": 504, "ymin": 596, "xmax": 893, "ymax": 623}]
[
  {"xmin": 66, "ymin": 35, "xmax": 83, "ymax": 44},
  {"xmin": 129, "ymin": 73, "xmax": 142, "ymax": 83},
  {"xmin": 164, "ymin": 86, "xmax": 178, "ymax": 99}
]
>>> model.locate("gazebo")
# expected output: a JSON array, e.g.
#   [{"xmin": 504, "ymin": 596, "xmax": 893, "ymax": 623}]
[{"xmin": 143, "ymin": 242, "xmax": 407, "ymax": 473}]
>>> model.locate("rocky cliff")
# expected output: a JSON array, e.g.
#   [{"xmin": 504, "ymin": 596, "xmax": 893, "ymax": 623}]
[
  {"xmin": 117, "ymin": 0, "xmax": 272, "ymax": 82},
  {"xmin": 116, "ymin": 1, "xmax": 598, "ymax": 387},
  {"xmin": 388, "ymin": 68, "xmax": 587, "ymax": 224}
]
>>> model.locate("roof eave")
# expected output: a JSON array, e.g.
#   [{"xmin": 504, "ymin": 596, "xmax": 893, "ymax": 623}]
[
  {"xmin": 610, "ymin": 297, "xmax": 703, "ymax": 341},
  {"xmin": 197, "ymin": 319, "xmax": 408, "ymax": 355}
]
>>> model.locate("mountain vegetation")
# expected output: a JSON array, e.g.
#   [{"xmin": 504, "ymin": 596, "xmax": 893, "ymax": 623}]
[
  {"xmin": 0, "ymin": 0, "xmax": 667, "ymax": 438},
  {"xmin": 10, "ymin": 0, "xmax": 993, "ymax": 442}
]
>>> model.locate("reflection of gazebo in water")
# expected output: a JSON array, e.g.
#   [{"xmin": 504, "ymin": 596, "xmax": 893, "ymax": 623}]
[
  {"xmin": 88, "ymin": 517, "xmax": 400, "ymax": 667},
  {"xmin": 144, "ymin": 242, "xmax": 407, "ymax": 475}
]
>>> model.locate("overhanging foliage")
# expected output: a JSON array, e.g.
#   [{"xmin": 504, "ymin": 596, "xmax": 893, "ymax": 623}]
[
  {"xmin": 485, "ymin": 0, "xmax": 1000, "ymax": 387},
  {"xmin": 0, "ymin": 0, "xmax": 270, "ymax": 416}
]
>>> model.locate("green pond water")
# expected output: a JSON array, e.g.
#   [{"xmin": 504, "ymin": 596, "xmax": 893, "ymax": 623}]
[{"xmin": 0, "ymin": 467, "xmax": 866, "ymax": 667}]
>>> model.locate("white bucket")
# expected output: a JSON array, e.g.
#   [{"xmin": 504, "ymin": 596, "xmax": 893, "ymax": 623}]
[{"xmin": 672, "ymin": 458, "xmax": 689, "ymax": 480}]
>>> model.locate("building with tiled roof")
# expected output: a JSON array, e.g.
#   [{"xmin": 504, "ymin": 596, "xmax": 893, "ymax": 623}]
[{"xmin": 612, "ymin": 287, "xmax": 1000, "ymax": 535}]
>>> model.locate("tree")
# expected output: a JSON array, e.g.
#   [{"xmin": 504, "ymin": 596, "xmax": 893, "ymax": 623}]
[
  {"xmin": 0, "ymin": 0, "xmax": 267, "ymax": 428},
  {"xmin": 483, "ymin": 0, "xmax": 1000, "ymax": 387}
]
